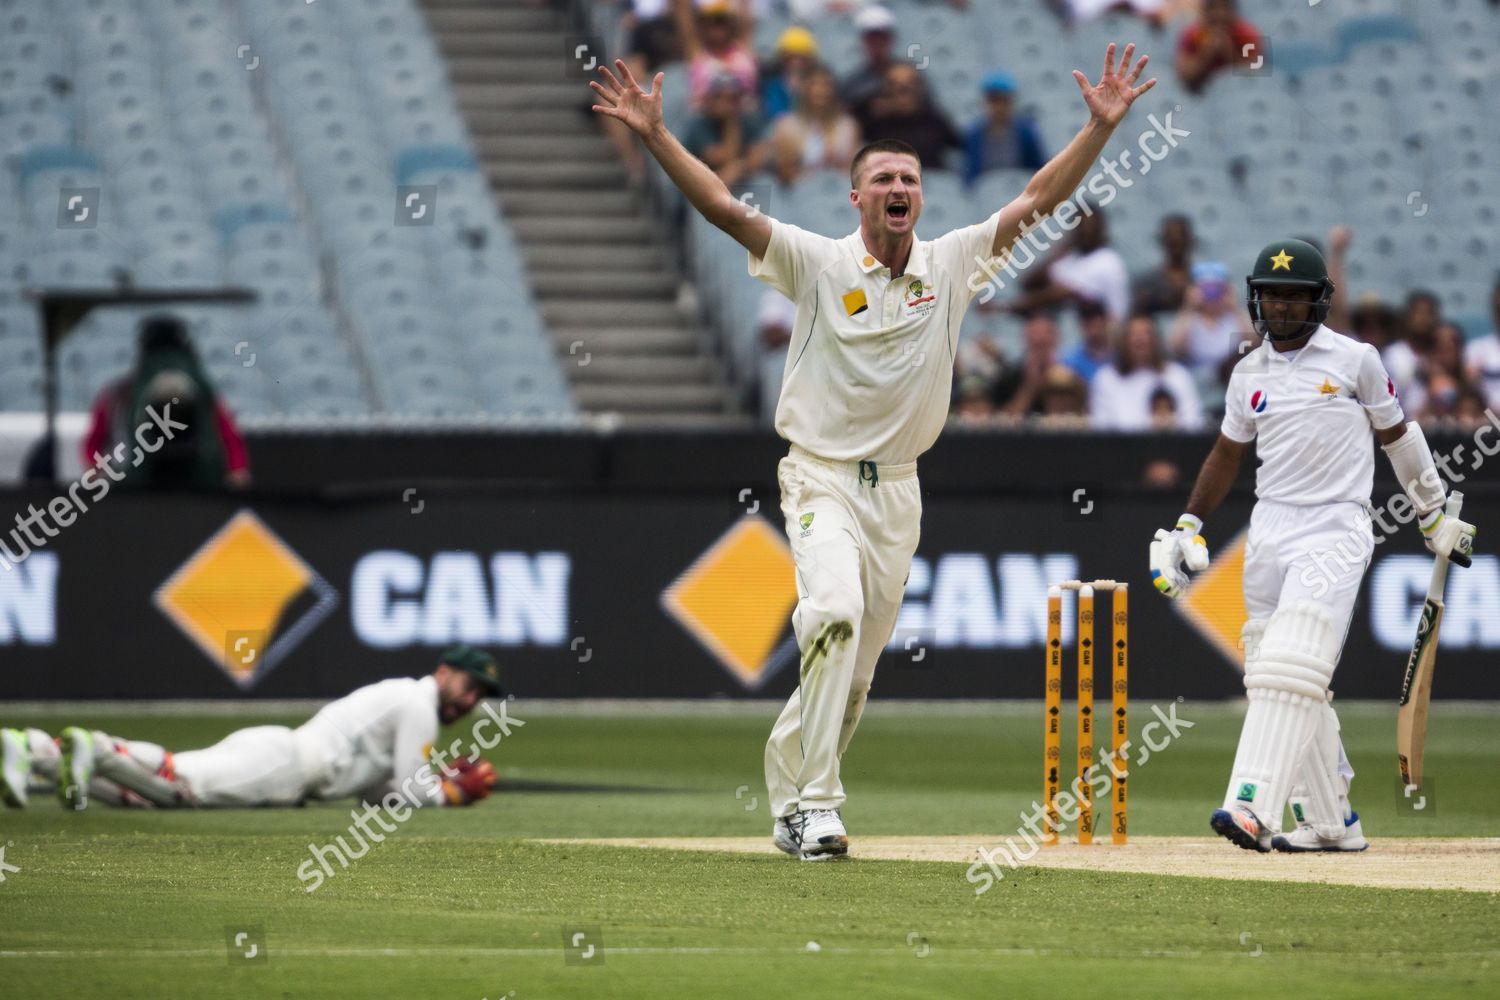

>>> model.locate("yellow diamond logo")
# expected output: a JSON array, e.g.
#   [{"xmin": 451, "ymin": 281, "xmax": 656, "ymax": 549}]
[
  {"xmin": 154, "ymin": 510, "xmax": 338, "ymax": 688},
  {"xmin": 661, "ymin": 518, "xmax": 798, "ymax": 688},
  {"xmin": 1174, "ymin": 528, "xmax": 1249, "ymax": 669}
]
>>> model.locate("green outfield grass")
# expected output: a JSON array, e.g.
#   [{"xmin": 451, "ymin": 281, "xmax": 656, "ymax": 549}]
[{"xmin": 1, "ymin": 701, "xmax": 1497, "ymax": 998}]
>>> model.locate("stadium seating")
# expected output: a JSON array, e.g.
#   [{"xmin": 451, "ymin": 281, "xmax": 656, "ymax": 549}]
[
  {"xmin": 622, "ymin": 0, "xmax": 1498, "ymax": 407},
  {"xmin": 0, "ymin": 0, "xmax": 573, "ymax": 420}
]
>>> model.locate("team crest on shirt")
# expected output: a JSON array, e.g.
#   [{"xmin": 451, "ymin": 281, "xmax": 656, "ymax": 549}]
[
  {"xmin": 1250, "ymin": 390, "xmax": 1268, "ymax": 413},
  {"xmin": 904, "ymin": 277, "xmax": 936, "ymax": 317},
  {"xmin": 799, "ymin": 512, "xmax": 815, "ymax": 537},
  {"xmin": 1318, "ymin": 377, "xmax": 1341, "ymax": 398}
]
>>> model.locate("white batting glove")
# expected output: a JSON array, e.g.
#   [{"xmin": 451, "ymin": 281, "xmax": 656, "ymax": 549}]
[
  {"xmin": 1419, "ymin": 507, "xmax": 1476, "ymax": 567},
  {"xmin": 1149, "ymin": 513, "xmax": 1211, "ymax": 599}
]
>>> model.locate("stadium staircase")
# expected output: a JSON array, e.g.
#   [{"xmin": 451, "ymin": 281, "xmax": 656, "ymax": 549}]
[{"xmin": 421, "ymin": 0, "xmax": 747, "ymax": 427}]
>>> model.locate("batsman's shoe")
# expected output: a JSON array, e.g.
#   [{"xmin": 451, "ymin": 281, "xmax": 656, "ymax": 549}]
[
  {"xmin": 1271, "ymin": 812, "xmax": 1368, "ymax": 853},
  {"xmin": 57, "ymin": 727, "xmax": 94, "ymax": 812},
  {"xmin": 772, "ymin": 812, "xmax": 804, "ymax": 857},
  {"xmin": 1210, "ymin": 805, "xmax": 1271, "ymax": 853},
  {"xmin": 799, "ymin": 808, "xmax": 849, "ymax": 861},
  {"xmin": 2, "ymin": 728, "xmax": 30, "ymax": 808}
]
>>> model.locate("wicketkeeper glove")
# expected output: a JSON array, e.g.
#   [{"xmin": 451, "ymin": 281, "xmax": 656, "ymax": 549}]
[
  {"xmin": 441, "ymin": 757, "xmax": 498, "ymax": 806},
  {"xmin": 1149, "ymin": 513, "xmax": 1211, "ymax": 599},
  {"xmin": 1419, "ymin": 507, "xmax": 1476, "ymax": 567}
]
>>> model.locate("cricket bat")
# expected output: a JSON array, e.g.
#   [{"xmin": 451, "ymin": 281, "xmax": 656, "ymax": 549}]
[{"xmin": 1396, "ymin": 491, "xmax": 1465, "ymax": 791}]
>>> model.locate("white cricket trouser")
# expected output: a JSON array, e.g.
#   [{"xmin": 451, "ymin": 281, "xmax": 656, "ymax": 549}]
[
  {"xmin": 764, "ymin": 446, "xmax": 922, "ymax": 816},
  {"xmin": 1242, "ymin": 499, "xmax": 1372, "ymax": 628},
  {"xmin": 174, "ymin": 725, "xmax": 313, "ymax": 807},
  {"xmin": 1230, "ymin": 500, "xmax": 1367, "ymax": 824}
]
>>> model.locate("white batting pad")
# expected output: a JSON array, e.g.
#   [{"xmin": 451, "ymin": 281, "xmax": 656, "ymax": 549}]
[
  {"xmin": 1244, "ymin": 600, "xmax": 1342, "ymax": 699},
  {"xmin": 1287, "ymin": 699, "xmax": 1350, "ymax": 839},
  {"xmin": 1223, "ymin": 686, "xmax": 1322, "ymax": 833}
]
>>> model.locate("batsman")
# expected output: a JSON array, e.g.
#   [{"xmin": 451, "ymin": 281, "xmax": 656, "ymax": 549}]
[{"xmin": 1150, "ymin": 239, "xmax": 1477, "ymax": 852}]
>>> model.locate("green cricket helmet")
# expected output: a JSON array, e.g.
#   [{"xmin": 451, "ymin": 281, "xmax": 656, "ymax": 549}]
[{"xmin": 1245, "ymin": 238, "xmax": 1335, "ymax": 342}]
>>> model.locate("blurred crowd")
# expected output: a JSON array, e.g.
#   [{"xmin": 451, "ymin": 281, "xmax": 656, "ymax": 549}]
[
  {"xmin": 602, "ymin": 0, "xmax": 1500, "ymax": 435},
  {"xmin": 949, "ymin": 220, "xmax": 1500, "ymax": 435}
]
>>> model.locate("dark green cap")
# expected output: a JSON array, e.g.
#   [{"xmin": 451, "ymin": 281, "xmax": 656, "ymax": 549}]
[
  {"xmin": 1247, "ymin": 238, "xmax": 1330, "ymax": 288},
  {"xmin": 440, "ymin": 644, "xmax": 504, "ymax": 696}
]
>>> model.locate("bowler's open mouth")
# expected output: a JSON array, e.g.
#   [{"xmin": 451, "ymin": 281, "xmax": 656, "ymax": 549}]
[{"xmin": 887, "ymin": 203, "xmax": 909, "ymax": 220}]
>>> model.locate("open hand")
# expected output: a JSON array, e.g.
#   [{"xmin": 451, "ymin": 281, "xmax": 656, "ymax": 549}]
[
  {"xmin": 1074, "ymin": 43, "xmax": 1155, "ymax": 127},
  {"xmin": 590, "ymin": 59, "xmax": 665, "ymax": 138}
]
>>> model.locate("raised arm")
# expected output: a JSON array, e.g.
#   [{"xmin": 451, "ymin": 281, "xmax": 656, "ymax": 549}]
[
  {"xmin": 591, "ymin": 60, "xmax": 771, "ymax": 258},
  {"xmin": 990, "ymin": 44, "xmax": 1155, "ymax": 257}
]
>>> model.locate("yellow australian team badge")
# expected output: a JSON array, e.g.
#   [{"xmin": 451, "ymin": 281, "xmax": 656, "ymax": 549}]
[{"xmin": 904, "ymin": 277, "xmax": 936, "ymax": 318}]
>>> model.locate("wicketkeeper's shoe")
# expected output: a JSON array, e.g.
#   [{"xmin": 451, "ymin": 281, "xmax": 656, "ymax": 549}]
[
  {"xmin": 57, "ymin": 727, "xmax": 94, "ymax": 812},
  {"xmin": 772, "ymin": 812, "xmax": 804, "ymax": 856},
  {"xmin": 1271, "ymin": 812, "xmax": 1368, "ymax": 853},
  {"xmin": 799, "ymin": 808, "xmax": 849, "ymax": 862},
  {"xmin": 1210, "ymin": 805, "xmax": 1271, "ymax": 853},
  {"xmin": 1, "ymin": 728, "xmax": 30, "ymax": 808}
]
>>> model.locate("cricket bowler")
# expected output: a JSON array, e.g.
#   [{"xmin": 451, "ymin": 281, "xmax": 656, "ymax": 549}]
[
  {"xmin": 592, "ymin": 45, "xmax": 1156, "ymax": 859},
  {"xmin": 1150, "ymin": 239, "xmax": 1478, "ymax": 852},
  {"xmin": 1, "ymin": 646, "xmax": 507, "ymax": 811}
]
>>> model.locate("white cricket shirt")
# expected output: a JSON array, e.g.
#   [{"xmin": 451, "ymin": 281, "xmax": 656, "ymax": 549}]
[
  {"xmin": 294, "ymin": 675, "xmax": 445, "ymax": 806},
  {"xmin": 1222, "ymin": 325, "xmax": 1405, "ymax": 505},
  {"xmin": 749, "ymin": 212, "xmax": 1003, "ymax": 464}
]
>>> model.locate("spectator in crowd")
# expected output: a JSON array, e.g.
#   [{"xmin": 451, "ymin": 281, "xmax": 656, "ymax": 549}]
[
  {"xmin": 623, "ymin": 0, "xmax": 682, "ymax": 76},
  {"xmin": 953, "ymin": 373, "xmax": 999, "ymax": 424},
  {"xmin": 682, "ymin": 74, "xmax": 768, "ymax": 186},
  {"xmin": 1414, "ymin": 321, "xmax": 1475, "ymax": 424},
  {"xmin": 83, "ymin": 314, "xmax": 250, "ymax": 490},
  {"xmin": 1061, "ymin": 299, "xmax": 1116, "ymax": 384},
  {"xmin": 1349, "ymin": 293, "xmax": 1424, "ymax": 415},
  {"xmin": 961, "ymin": 71, "xmax": 1046, "ymax": 184},
  {"xmin": 1166, "ymin": 261, "xmax": 1254, "ymax": 381},
  {"xmin": 1131, "ymin": 214, "xmax": 1194, "ymax": 315},
  {"xmin": 1462, "ymin": 275, "xmax": 1500, "ymax": 412},
  {"xmin": 1148, "ymin": 386, "xmax": 1180, "ymax": 429},
  {"xmin": 1401, "ymin": 288, "xmax": 1442, "ymax": 356},
  {"xmin": 757, "ymin": 287, "xmax": 797, "ymax": 423},
  {"xmin": 607, "ymin": 0, "xmax": 687, "ymax": 182},
  {"xmin": 841, "ymin": 5, "xmax": 901, "ymax": 112},
  {"xmin": 769, "ymin": 64, "xmax": 861, "ymax": 187},
  {"xmin": 855, "ymin": 63, "xmax": 961, "ymax": 168},
  {"xmin": 1175, "ymin": 0, "xmax": 1263, "ymax": 94},
  {"xmin": 1009, "ymin": 208, "xmax": 1130, "ymax": 323},
  {"xmin": 677, "ymin": 0, "xmax": 758, "ymax": 110},
  {"xmin": 1089, "ymin": 313, "xmax": 1204, "ymax": 431},
  {"xmin": 992, "ymin": 312, "xmax": 1063, "ymax": 417},
  {"xmin": 1035, "ymin": 364, "xmax": 1090, "ymax": 425},
  {"xmin": 760, "ymin": 26, "xmax": 820, "ymax": 121}
]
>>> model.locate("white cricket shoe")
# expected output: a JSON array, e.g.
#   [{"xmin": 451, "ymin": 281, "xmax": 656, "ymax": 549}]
[
  {"xmin": 57, "ymin": 727, "xmax": 94, "ymax": 812},
  {"xmin": 772, "ymin": 812, "xmax": 804, "ymax": 856},
  {"xmin": 1, "ymin": 728, "xmax": 30, "ymax": 808},
  {"xmin": 799, "ymin": 808, "xmax": 849, "ymax": 861},
  {"xmin": 1210, "ymin": 804, "xmax": 1271, "ymax": 853},
  {"xmin": 1272, "ymin": 812, "xmax": 1369, "ymax": 853}
]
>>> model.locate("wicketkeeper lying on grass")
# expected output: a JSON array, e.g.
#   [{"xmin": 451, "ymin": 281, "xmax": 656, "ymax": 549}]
[{"xmin": 1, "ymin": 645, "xmax": 504, "ymax": 811}]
